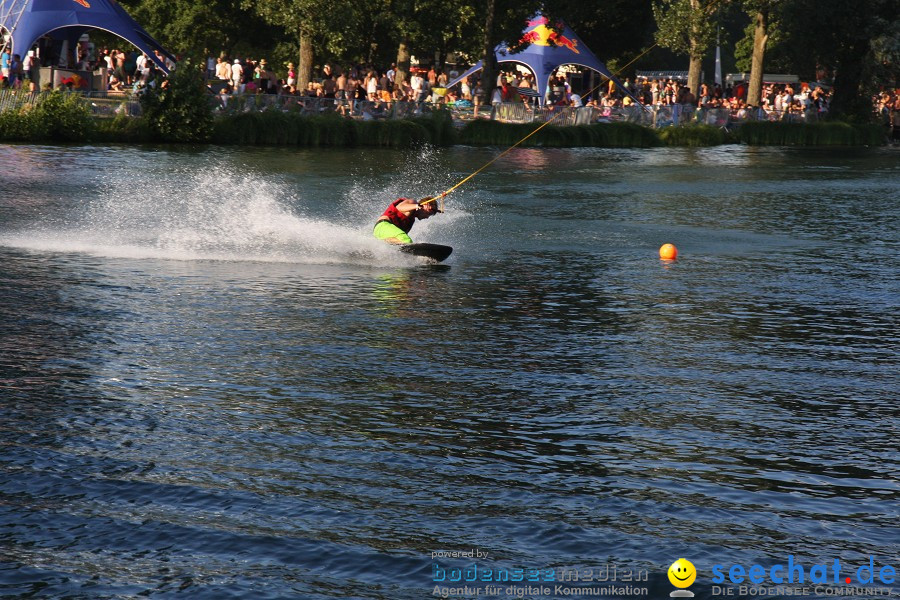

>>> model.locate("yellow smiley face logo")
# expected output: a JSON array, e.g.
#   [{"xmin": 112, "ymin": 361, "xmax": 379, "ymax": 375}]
[{"xmin": 668, "ymin": 558, "xmax": 697, "ymax": 588}]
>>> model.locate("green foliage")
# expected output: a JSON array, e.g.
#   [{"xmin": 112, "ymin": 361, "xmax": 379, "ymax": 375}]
[
  {"xmin": 93, "ymin": 115, "xmax": 153, "ymax": 143},
  {"xmin": 735, "ymin": 121, "xmax": 886, "ymax": 146},
  {"xmin": 544, "ymin": 0, "xmax": 655, "ymax": 63},
  {"xmin": 209, "ymin": 112, "xmax": 447, "ymax": 148},
  {"xmin": 356, "ymin": 120, "xmax": 425, "ymax": 147},
  {"xmin": 0, "ymin": 91, "xmax": 93, "ymax": 142},
  {"xmin": 658, "ymin": 123, "xmax": 730, "ymax": 146},
  {"xmin": 734, "ymin": 20, "xmax": 793, "ymax": 75},
  {"xmin": 31, "ymin": 91, "xmax": 95, "ymax": 141},
  {"xmin": 140, "ymin": 60, "xmax": 214, "ymax": 142},
  {"xmin": 409, "ymin": 110, "xmax": 458, "ymax": 146},
  {"xmin": 653, "ymin": 0, "xmax": 716, "ymax": 60},
  {"xmin": 119, "ymin": 0, "xmax": 277, "ymax": 59}
]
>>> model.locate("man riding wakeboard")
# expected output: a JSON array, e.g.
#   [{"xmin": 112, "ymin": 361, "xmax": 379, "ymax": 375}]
[{"xmin": 373, "ymin": 197, "xmax": 441, "ymax": 244}]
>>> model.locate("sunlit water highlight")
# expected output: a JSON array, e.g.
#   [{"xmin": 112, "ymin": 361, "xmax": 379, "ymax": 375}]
[{"xmin": 0, "ymin": 143, "xmax": 897, "ymax": 599}]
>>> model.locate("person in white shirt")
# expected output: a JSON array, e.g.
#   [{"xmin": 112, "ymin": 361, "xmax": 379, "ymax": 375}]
[
  {"xmin": 410, "ymin": 72, "xmax": 424, "ymax": 102},
  {"xmin": 135, "ymin": 53, "xmax": 147, "ymax": 75},
  {"xmin": 460, "ymin": 76, "xmax": 471, "ymax": 100},
  {"xmin": 22, "ymin": 51, "xmax": 35, "ymax": 90},
  {"xmin": 231, "ymin": 59, "xmax": 243, "ymax": 93}
]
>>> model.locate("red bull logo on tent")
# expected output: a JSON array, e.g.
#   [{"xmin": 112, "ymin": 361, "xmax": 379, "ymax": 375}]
[
  {"xmin": 520, "ymin": 16, "xmax": 579, "ymax": 54},
  {"xmin": 72, "ymin": 0, "xmax": 91, "ymax": 7}
]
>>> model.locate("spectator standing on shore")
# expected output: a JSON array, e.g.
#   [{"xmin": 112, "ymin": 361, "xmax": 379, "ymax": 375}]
[
  {"xmin": 217, "ymin": 57, "xmax": 231, "ymax": 82},
  {"xmin": 365, "ymin": 70, "xmax": 378, "ymax": 100},
  {"xmin": 134, "ymin": 53, "xmax": 146, "ymax": 80},
  {"xmin": 460, "ymin": 76, "xmax": 471, "ymax": 100},
  {"xmin": 891, "ymin": 93, "xmax": 900, "ymax": 140},
  {"xmin": 8, "ymin": 54, "xmax": 22, "ymax": 88},
  {"xmin": 699, "ymin": 82, "xmax": 709, "ymax": 105},
  {"xmin": 410, "ymin": 70, "xmax": 424, "ymax": 102},
  {"xmin": 231, "ymin": 59, "xmax": 243, "ymax": 92},
  {"xmin": 287, "ymin": 62, "xmax": 296, "ymax": 87},
  {"xmin": 1, "ymin": 49, "xmax": 10, "ymax": 82},
  {"xmin": 336, "ymin": 68, "xmax": 348, "ymax": 102},
  {"xmin": 22, "ymin": 51, "xmax": 35, "ymax": 91},
  {"xmin": 255, "ymin": 59, "xmax": 270, "ymax": 93},
  {"xmin": 378, "ymin": 71, "xmax": 391, "ymax": 102},
  {"xmin": 500, "ymin": 78, "xmax": 519, "ymax": 102},
  {"xmin": 322, "ymin": 65, "xmax": 337, "ymax": 98}
]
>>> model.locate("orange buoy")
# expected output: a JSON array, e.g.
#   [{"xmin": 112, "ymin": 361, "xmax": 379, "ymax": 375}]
[{"xmin": 659, "ymin": 243, "xmax": 678, "ymax": 260}]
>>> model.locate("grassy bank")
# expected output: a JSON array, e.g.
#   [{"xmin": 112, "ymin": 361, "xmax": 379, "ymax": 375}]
[
  {"xmin": 458, "ymin": 119, "xmax": 661, "ymax": 148},
  {"xmin": 209, "ymin": 110, "xmax": 458, "ymax": 147},
  {"xmin": 0, "ymin": 92, "xmax": 887, "ymax": 148},
  {"xmin": 733, "ymin": 121, "xmax": 886, "ymax": 146}
]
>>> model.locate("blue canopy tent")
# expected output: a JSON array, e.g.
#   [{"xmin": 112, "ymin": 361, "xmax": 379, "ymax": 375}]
[
  {"xmin": 448, "ymin": 15, "xmax": 641, "ymax": 107},
  {"xmin": 0, "ymin": 0, "xmax": 174, "ymax": 72}
]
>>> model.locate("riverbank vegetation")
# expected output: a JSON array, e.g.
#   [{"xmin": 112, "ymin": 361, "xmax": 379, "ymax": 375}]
[
  {"xmin": 734, "ymin": 121, "xmax": 886, "ymax": 146},
  {"xmin": 0, "ymin": 92, "xmax": 887, "ymax": 148},
  {"xmin": 0, "ymin": 66, "xmax": 887, "ymax": 149},
  {"xmin": 458, "ymin": 120, "xmax": 660, "ymax": 148}
]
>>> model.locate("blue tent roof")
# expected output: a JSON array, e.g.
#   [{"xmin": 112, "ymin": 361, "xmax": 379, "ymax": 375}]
[
  {"xmin": 1, "ymin": 0, "xmax": 174, "ymax": 72},
  {"xmin": 448, "ymin": 15, "xmax": 641, "ymax": 107}
]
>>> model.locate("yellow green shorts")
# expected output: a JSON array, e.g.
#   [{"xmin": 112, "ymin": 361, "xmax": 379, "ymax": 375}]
[{"xmin": 373, "ymin": 221, "xmax": 412, "ymax": 244}]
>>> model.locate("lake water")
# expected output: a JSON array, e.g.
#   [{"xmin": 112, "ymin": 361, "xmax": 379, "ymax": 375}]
[{"xmin": 0, "ymin": 143, "xmax": 898, "ymax": 600}]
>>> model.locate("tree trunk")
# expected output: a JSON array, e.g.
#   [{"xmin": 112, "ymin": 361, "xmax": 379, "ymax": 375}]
[
  {"xmin": 298, "ymin": 33, "xmax": 313, "ymax": 91},
  {"xmin": 746, "ymin": 8, "xmax": 769, "ymax": 107},
  {"xmin": 829, "ymin": 42, "xmax": 870, "ymax": 121},
  {"xmin": 481, "ymin": 0, "xmax": 497, "ymax": 103},
  {"xmin": 686, "ymin": 0, "xmax": 702, "ymax": 97},
  {"xmin": 396, "ymin": 39, "xmax": 410, "ymax": 88},
  {"xmin": 687, "ymin": 54, "xmax": 702, "ymax": 99}
]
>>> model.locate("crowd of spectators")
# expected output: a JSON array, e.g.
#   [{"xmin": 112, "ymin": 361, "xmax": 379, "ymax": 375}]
[
  {"xmin": 207, "ymin": 55, "xmax": 465, "ymax": 107},
  {"xmin": 201, "ymin": 54, "xmax": 900, "ymax": 136},
  {"xmin": 2, "ymin": 43, "xmax": 897, "ymax": 138},
  {"xmin": 200, "ymin": 55, "xmax": 847, "ymax": 124},
  {"xmin": 0, "ymin": 45, "xmax": 174, "ymax": 92}
]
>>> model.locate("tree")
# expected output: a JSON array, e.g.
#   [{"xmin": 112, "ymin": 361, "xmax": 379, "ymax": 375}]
[
  {"xmin": 139, "ymin": 59, "xmax": 213, "ymax": 142},
  {"xmin": 653, "ymin": 0, "xmax": 716, "ymax": 96},
  {"xmin": 779, "ymin": 0, "xmax": 898, "ymax": 120},
  {"xmin": 545, "ymin": 0, "xmax": 656, "ymax": 66},
  {"xmin": 743, "ymin": 1, "xmax": 774, "ymax": 108},
  {"xmin": 374, "ymin": 0, "xmax": 480, "ymax": 88},
  {"xmin": 473, "ymin": 0, "xmax": 541, "ymax": 104},
  {"xmin": 242, "ymin": 0, "xmax": 360, "ymax": 90},
  {"xmin": 118, "ymin": 0, "xmax": 274, "ymax": 60}
]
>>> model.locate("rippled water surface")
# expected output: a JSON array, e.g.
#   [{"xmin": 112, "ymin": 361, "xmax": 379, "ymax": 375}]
[{"xmin": 1, "ymin": 144, "xmax": 898, "ymax": 599}]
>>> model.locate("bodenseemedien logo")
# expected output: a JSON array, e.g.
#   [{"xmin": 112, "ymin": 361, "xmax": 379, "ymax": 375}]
[{"xmin": 668, "ymin": 558, "xmax": 696, "ymax": 598}]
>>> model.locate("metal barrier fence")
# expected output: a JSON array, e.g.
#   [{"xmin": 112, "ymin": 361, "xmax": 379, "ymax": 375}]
[
  {"xmin": 0, "ymin": 89, "xmax": 142, "ymax": 117},
  {"xmin": 486, "ymin": 101, "xmax": 821, "ymax": 128},
  {"xmin": 212, "ymin": 94, "xmax": 439, "ymax": 120},
  {"xmin": 0, "ymin": 88, "xmax": 823, "ymax": 129},
  {"xmin": 0, "ymin": 89, "xmax": 40, "ymax": 113}
]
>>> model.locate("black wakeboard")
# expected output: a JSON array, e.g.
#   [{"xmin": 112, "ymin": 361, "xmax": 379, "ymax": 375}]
[{"xmin": 399, "ymin": 243, "xmax": 453, "ymax": 262}]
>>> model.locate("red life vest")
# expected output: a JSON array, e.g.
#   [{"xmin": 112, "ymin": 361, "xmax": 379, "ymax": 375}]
[{"xmin": 380, "ymin": 198, "xmax": 416, "ymax": 233}]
